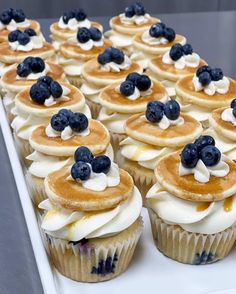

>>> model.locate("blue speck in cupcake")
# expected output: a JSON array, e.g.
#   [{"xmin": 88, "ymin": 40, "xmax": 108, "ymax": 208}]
[
  {"xmin": 194, "ymin": 251, "xmax": 216, "ymax": 265},
  {"xmin": 91, "ymin": 254, "xmax": 118, "ymax": 276}
]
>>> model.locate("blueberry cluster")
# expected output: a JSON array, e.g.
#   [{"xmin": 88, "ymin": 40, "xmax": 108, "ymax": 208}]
[
  {"xmin": 196, "ymin": 65, "xmax": 224, "ymax": 87},
  {"xmin": 230, "ymin": 99, "xmax": 236, "ymax": 118},
  {"xmin": 146, "ymin": 100, "xmax": 180, "ymax": 123},
  {"xmin": 17, "ymin": 56, "xmax": 45, "ymax": 77},
  {"xmin": 120, "ymin": 72, "xmax": 151, "ymax": 96},
  {"xmin": 91, "ymin": 254, "xmax": 118, "ymax": 276},
  {"xmin": 8, "ymin": 28, "xmax": 36, "ymax": 45},
  {"xmin": 181, "ymin": 135, "xmax": 221, "ymax": 168},
  {"xmin": 0, "ymin": 8, "xmax": 25, "ymax": 25},
  {"xmin": 77, "ymin": 27, "xmax": 102, "ymax": 43},
  {"xmin": 30, "ymin": 76, "xmax": 63, "ymax": 104},
  {"xmin": 62, "ymin": 9, "xmax": 87, "ymax": 24},
  {"xmin": 71, "ymin": 146, "xmax": 111, "ymax": 181},
  {"xmin": 124, "ymin": 2, "xmax": 146, "ymax": 18},
  {"xmin": 149, "ymin": 23, "xmax": 175, "ymax": 42},
  {"xmin": 97, "ymin": 47, "xmax": 124, "ymax": 65},
  {"xmin": 169, "ymin": 43, "xmax": 193, "ymax": 61}
]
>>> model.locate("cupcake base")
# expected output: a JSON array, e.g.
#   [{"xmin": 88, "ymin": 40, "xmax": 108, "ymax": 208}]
[
  {"xmin": 86, "ymin": 99, "xmax": 101, "ymax": 119},
  {"xmin": 148, "ymin": 208, "xmax": 236, "ymax": 265},
  {"xmin": 25, "ymin": 172, "xmax": 46, "ymax": 206},
  {"xmin": 110, "ymin": 132, "xmax": 126, "ymax": 161},
  {"xmin": 13, "ymin": 133, "xmax": 33, "ymax": 166},
  {"xmin": 66, "ymin": 75, "xmax": 82, "ymax": 88},
  {"xmin": 45, "ymin": 217, "xmax": 142, "ymax": 282}
]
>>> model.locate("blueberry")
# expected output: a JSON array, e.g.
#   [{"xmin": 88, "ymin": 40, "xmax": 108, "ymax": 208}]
[
  {"xmin": 125, "ymin": 5, "xmax": 135, "ymax": 18},
  {"xmin": 75, "ymin": 9, "xmax": 87, "ymax": 21},
  {"xmin": 126, "ymin": 72, "xmax": 141, "ymax": 84},
  {"xmin": 169, "ymin": 43, "xmax": 183, "ymax": 61},
  {"xmin": 30, "ymin": 57, "xmax": 45, "ymax": 73},
  {"xmin": 62, "ymin": 11, "xmax": 75, "ymax": 24},
  {"xmin": 17, "ymin": 32, "xmax": 30, "ymax": 45},
  {"xmin": 230, "ymin": 99, "xmax": 236, "ymax": 108},
  {"xmin": 120, "ymin": 81, "xmax": 135, "ymax": 96},
  {"xmin": 198, "ymin": 72, "xmax": 211, "ymax": 87},
  {"xmin": 182, "ymin": 44, "xmax": 193, "ymax": 55},
  {"xmin": 51, "ymin": 113, "xmax": 69, "ymax": 132},
  {"xmin": 136, "ymin": 75, "xmax": 151, "ymax": 91},
  {"xmin": 69, "ymin": 113, "xmax": 88, "ymax": 132},
  {"xmin": 50, "ymin": 81, "xmax": 63, "ymax": 98},
  {"xmin": 38, "ymin": 75, "xmax": 53, "ymax": 86},
  {"xmin": 194, "ymin": 135, "xmax": 215, "ymax": 152},
  {"xmin": 12, "ymin": 9, "xmax": 25, "ymax": 22},
  {"xmin": 149, "ymin": 23, "xmax": 164, "ymax": 38},
  {"xmin": 181, "ymin": 143, "xmax": 199, "ymax": 168},
  {"xmin": 58, "ymin": 109, "xmax": 73, "ymax": 119},
  {"xmin": 97, "ymin": 51, "xmax": 111, "ymax": 65},
  {"xmin": 24, "ymin": 28, "xmax": 36, "ymax": 37},
  {"xmin": 77, "ymin": 27, "xmax": 91, "ymax": 43},
  {"xmin": 23, "ymin": 56, "xmax": 34, "ymax": 65},
  {"xmin": 163, "ymin": 27, "xmax": 176, "ymax": 42},
  {"xmin": 30, "ymin": 82, "xmax": 51, "ymax": 104},
  {"xmin": 145, "ymin": 101, "xmax": 164, "ymax": 123},
  {"xmin": 8, "ymin": 30, "xmax": 21, "ymax": 42},
  {"xmin": 163, "ymin": 100, "xmax": 180, "ymax": 120},
  {"xmin": 210, "ymin": 68, "xmax": 223, "ymax": 81},
  {"xmin": 111, "ymin": 48, "xmax": 124, "ymax": 64},
  {"xmin": 71, "ymin": 161, "xmax": 91, "ymax": 181},
  {"xmin": 91, "ymin": 155, "xmax": 111, "ymax": 174},
  {"xmin": 16, "ymin": 62, "xmax": 31, "ymax": 77},
  {"xmin": 134, "ymin": 2, "xmax": 146, "ymax": 16},
  {"xmin": 89, "ymin": 27, "xmax": 102, "ymax": 41},
  {"xmin": 0, "ymin": 11, "xmax": 11, "ymax": 25},
  {"xmin": 4, "ymin": 8, "xmax": 14, "ymax": 18},
  {"xmin": 199, "ymin": 145, "xmax": 221, "ymax": 167},
  {"xmin": 74, "ymin": 146, "xmax": 94, "ymax": 163},
  {"xmin": 233, "ymin": 106, "xmax": 236, "ymax": 118},
  {"xmin": 196, "ymin": 65, "xmax": 212, "ymax": 77}
]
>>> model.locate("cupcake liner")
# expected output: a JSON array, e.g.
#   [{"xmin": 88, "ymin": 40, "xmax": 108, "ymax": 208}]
[
  {"xmin": 86, "ymin": 99, "xmax": 101, "ymax": 119},
  {"xmin": 13, "ymin": 133, "xmax": 33, "ymax": 166},
  {"xmin": 25, "ymin": 171, "xmax": 47, "ymax": 207},
  {"xmin": 148, "ymin": 209, "xmax": 236, "ymax": 265},
  {"xmin": 110, "ymin": 132, "xmax": 126, "ymax": 160},
  {"xmin": 44, "ymin": 217, "xmax": 142, "ymax": 282},
  {"xmin": 66, "ymin": 75, "xmax": 82, "ymax": 88}
]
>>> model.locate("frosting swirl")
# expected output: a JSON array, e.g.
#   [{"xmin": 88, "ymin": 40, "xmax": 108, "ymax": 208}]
[
  {"xmin": 0, "ymin": 19, "xmax": 30, "ymax": 31},
  {"xmin": 162, "ymin": 51, "xmax": 200, "ymax": 69},
  {"xmin": 221, "ymin": 108, "xmax": 236, "ymax": 126},
  {"xmin": 58, "ymin": 55, "xmax": 84, "ymax": 76},
  {"xmin": 119, "ymin": 13, "xmax": 150, "ymax": 25},
  {"xmin": 9, "ymin": 35, "xmax": 44, "ymax": 52}
]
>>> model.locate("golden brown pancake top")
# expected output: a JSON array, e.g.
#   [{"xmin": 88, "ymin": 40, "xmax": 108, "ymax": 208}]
[
  {"xmin": 111, "ymin": 15, "xmax": 158, "ymax": 29},
  {"xmin": 134, "ymin": 33, "xmax": 185, "ymax": 48}
]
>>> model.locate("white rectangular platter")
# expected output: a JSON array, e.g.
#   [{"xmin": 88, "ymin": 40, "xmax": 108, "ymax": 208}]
[{"xmin": 0, "ymin": 99, "xmax": 236, "ymax": 294}]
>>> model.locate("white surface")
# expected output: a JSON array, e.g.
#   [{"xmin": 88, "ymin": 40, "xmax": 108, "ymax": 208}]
[{"xmin": 0, "ymin": 99, "xmax": 236, "ymax": 294}]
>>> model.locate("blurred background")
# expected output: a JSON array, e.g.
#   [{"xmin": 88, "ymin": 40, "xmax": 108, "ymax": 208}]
[{"xmin": 0, "ymin": 0, "xmax": 236, "ymax": 18}]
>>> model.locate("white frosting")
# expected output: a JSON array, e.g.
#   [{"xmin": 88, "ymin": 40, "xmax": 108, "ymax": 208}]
[
  {"xmin": 142, "ymin": 30, "xmax": 169, "ymax": 45},
  {"xmin": 221, "ymin": 108, "xmax": 236, "ymax": 126},
  {"xmin": 58, "ymin": 55, "xmax": 84, "ymax": 76},
  {"xmin": 58, "ymin": 17, "xmax": 91, "ymax": 30},
  {"xmin": 192, "ymin": 75, "xmax": 230, "ymax": 96},
  {"xmin": 39, "ymin": 186, "xmax": 142, "ymax": 241},
  {"xmin": 43, "ymin": 86, "xmax": 70, "ymax": 107},
  {"xmin": 142, "ymin": 114, "xmax": 184, "ymax": 130},
  {"xmin": 45, "ymin": 124, "xmax": 90, "ymax": 140},
  {"xmin": 9, "ymin": 35, "xmax": 44, "ymax": 52},
  {"xmin": 147, "ymin": 183, "xmax": 236, "ymax": 234},
  {"xmin": 115, "ymin": 82, "xmax": 152, "ymax": 100},
  {"xmin": 130, "ymin": 51, "xmax": 149, "ymax": 70},
  {"xmin": 105, "ymin": 30, "xmax": 133, "ymax": 47},
  {"xmin": 179, "ymin": 154, "xmax": 229, "ymax": 183},
  {"xmin": 120, "ymin": 137, "xmax": 175, "ymax": 170},
  {"xmin": 0, "ymin": 19, "xmax": 30, "ymax": 31},
  {"xmin": 119, "ymin": 13, "xmax": 150, "ymax": 26},
  {"xmin": 16, "ymin": 63, "xmax": 50, "ymax": 80},
  {"xmin": 100, "ymin": 55, "xmax": 131, "ymax": 73},
  {"xmin": 162, "ymin": 51, "xmax": 200, "ymax": 69},
  {"xmin": 80, "ymin": 82, "xmax": 103, "ymax": 103},
  {"xmin": 68, "ymin": 35, "xmax": 104, "ymax": 51},
  {"xmin": 0, "ymin": 62, "xmax": 16, "ymax": 77}
]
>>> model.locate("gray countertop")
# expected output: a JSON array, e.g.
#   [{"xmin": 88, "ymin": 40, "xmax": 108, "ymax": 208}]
[{"xmin": 1, "ymin": 10, "xmax": 236, "ymax": 294}]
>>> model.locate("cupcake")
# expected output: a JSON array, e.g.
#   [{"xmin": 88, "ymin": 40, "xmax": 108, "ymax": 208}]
[
  {"xmin": 105, "ymin": 1, "xmax": 160, "ymax": 55},
  {"xmin": 0, "ymin": 8, "xmax": 40, "ymax": 43},
  {"xmin": 148, "ymin": 43, "xmax": 206, "ymax": 97},
  {"xmin": 1, "ymin": 56, "xmax": 65, "ymax": 122},
  {"xmin": 26, "ymin": 110, "xmax": 114, "ymax": 206},
  {"xmin": 131, "ymin": 22, "xmax": 186, "ymax": 69},
  {"xmin": 0, "ymin": 28, "xmax": 54, "ymax": 78},
  {"xmin": 147, "ymin": 136, "xmax": 236, "ymax": 264},
  {"xmin": 11, "ymin": 77, "xmax": 91, "ymax": 162},
  {"xmin": 58, "ymin": 26, "xmax": 111, "ymax": 87},
  {"xmin": 39, "ymin": 149, "xmax": 142, "ymax": 282},
  {"xmin": 50, "ymin": 9, "xmax": 103, "ymax": 51},
  {"xmin": 119, "ymin": 99, "xmax": 202, "ymax": 198},
  {"xmin": 175, "ymin": 66, "xmax": 236, "ymax": 128},
  {"xmin": 97, "ymin": 72, "xmax": 168, "ymax": 153},
  {"xmin": 80, "ymin": 47, "xmax": 142, "ymax": 118}
]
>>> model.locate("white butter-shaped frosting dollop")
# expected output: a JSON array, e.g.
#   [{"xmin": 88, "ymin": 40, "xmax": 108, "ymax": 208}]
[
  {"xmin": 43, "ymin": 85, "xmax": 71, "ymax": 107},
  {"xmin": 9, "ymin": 35, "xmax": 44, "ymax": 52},
  {"xmin": 100, "ymin": 55, "xmax": 131, "ymax": 72},
  {"xmin": 45, "ymin": 124, "xmax": 90, "ymax": 140},
  {"xmin": 119, "ymin": 13, "xmax": 150, "ymax": 26},
  {"xmin": 58, "ymin": 17, "xmax": 91, "ymax": 30},
  {"xmin": 221, "ymin": 108, "xmax": 236, "ymax": 125},
  {"xmin": 162, "ymin": 51, "xmax": 200, "ymax": 69}
]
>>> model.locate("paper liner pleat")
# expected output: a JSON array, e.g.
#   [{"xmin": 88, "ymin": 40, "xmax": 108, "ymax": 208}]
[
  {"xmin": 44, "ymin": 217, "xmax": 142, "ymax": 282},
  {"xmin": 148, "ymin": 209, "xmax": 236, "ymax": 265},
  {"xmin": 25, "ymin": 171, "xmax": 47, "ymax": 207},
  {"xmin": 13, "ymin": 133, "xmax": 33, "ymax": 166},
  {"xmin": 66, "ymin": 75, "xmax": 82, "ymax": 88},
  {"xmin": 110, "ymin": 132, "xmax": 126, "ymax": 161},
  {"xmin": 86, "ymin": 99, "xmax": 101, "ymax": 119}
]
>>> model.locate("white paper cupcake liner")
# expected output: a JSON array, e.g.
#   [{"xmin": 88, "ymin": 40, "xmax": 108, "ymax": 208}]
[
  {"xmin": 66, "ymin": 75, "xmax": 82, "ymax": 88},
  {"xmin": 110, "ymin": 132, "xmax": 126, "ymax": 161},
  {"xmin": 86, "ymin": 99, "xmax": 101, "ymax": 119},
  {"xmin": 13, "ymin": 133, "xmax": 33, "ymax": 166},
  {"xmin": 25, "ymin": 171, "xmax": 47, "ymax": 207}
]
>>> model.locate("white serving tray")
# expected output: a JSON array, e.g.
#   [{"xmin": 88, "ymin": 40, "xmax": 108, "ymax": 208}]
[{"xmin": 1, "ymin": 99, "xmax": 236, "ymax": 294}]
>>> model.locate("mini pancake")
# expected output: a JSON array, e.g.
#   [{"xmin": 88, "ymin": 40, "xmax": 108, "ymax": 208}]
[
  {"xmin": 60, "ymin": 39, "xmax": 112, "ymax": 61},
  {"xmin": 209, "ymin": 107, "xmax": 236, "ymax": 141},
  {"xmin": 0, "ymin": 42, "xmax": 54, "ymax": 64},
  {"xmin": 110, "ymin": 16, "xmax": 160, "ymax": 35},
  {"xmin": 29, "ymin": 120, "xmax": 110, "ymax": 156},
  {"xmin": 149, "ymin": 57, "xmax": 206, "ymax": 82},
  {"xmin": 15, "ymin": 83, "xmax": 85, "ymax": 117},
  {"xmin": 99, "ymin": 80, "xmax": 168, "ymax": 113},
  {"xmin": 45, "ymin": 167, "xmax": 134, "ymax": 211},
  {"xmin": 133, "ymin": 33, "xmax": 186, "ymax": 56},
  {"xmin": 125, "ymin": 112, "xmax": 203, "ymax": 147},
  {"xmin": 155, "ymin": 151, "xmax": 236, "ymax": 202},
  {"xmin": 176, "ymin": 75, "xmax": 236, "ymax": 109},
  {"xmin": 81, "ymin": 58, "xmax": 142, "ymax": 87}
]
